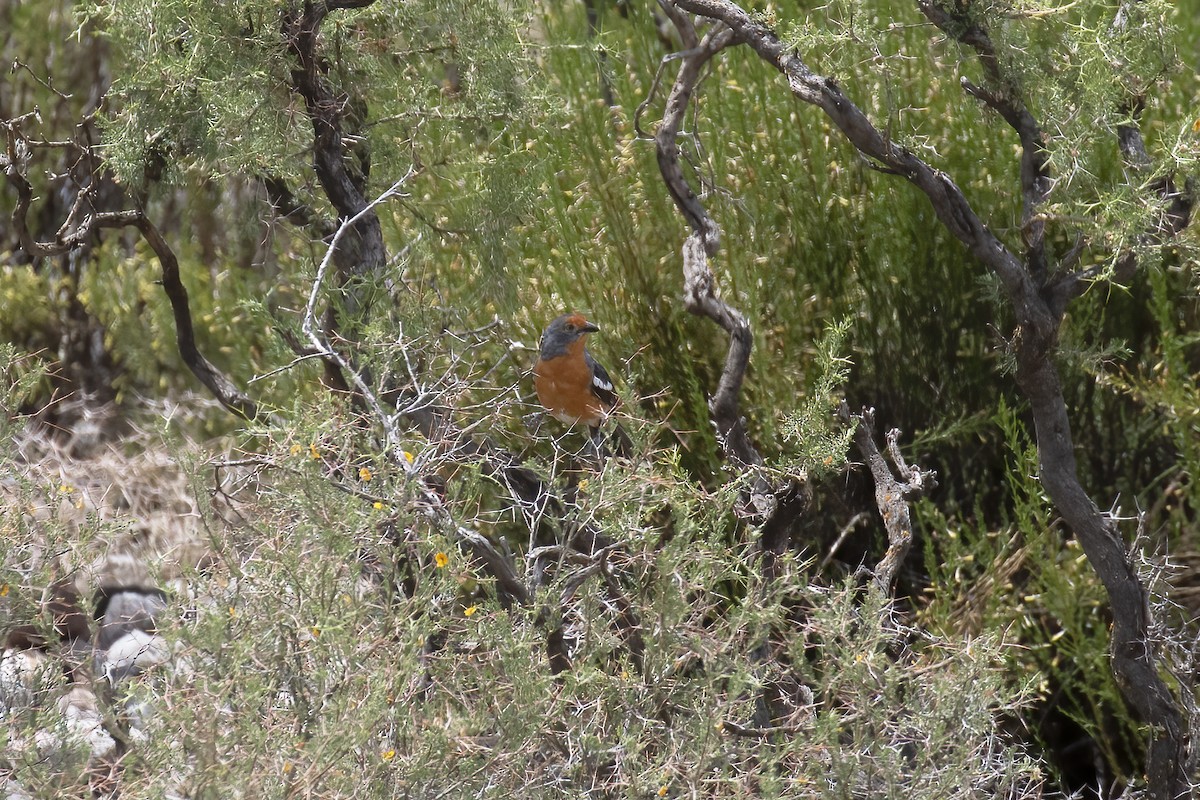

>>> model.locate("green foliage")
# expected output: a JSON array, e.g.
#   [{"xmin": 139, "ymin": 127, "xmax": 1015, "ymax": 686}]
[
  {"xmin": 919, "ymin": 399, "xmax": 1139, "ymax": 782},
  {"xmin": 1099, "ymin": 265, "xmax": 1200, "ymax": 539},
  {"xmin": 0, "ymin": 414, "xmax": 1047, "ymax": 798},
  {"xmin": 0, "ymin": 270, "xmax": 57, "ymax": 357},
  {"xmin": 87, "ymin": 0, "xmax": 535, "ymax": 188},
  {"xmin": 4, "ymin": 0, "xmax": 1200, "ymax": 794},
  {"xmin": 778, "ymin": 318, "xmax": 854, "ymax": 477}
]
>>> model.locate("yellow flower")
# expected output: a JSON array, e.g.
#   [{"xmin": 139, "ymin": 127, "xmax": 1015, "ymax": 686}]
[
  {"xmin": 381, "ymin": 749, "xmax": 396, "ymax": 761},
  {"xmin": 0, "ymin": 584, "xmax": 8, "ymax": 597},
  {"xmin": 58, "ymin": 484, "xmax": 74, "ymax": 494},
  {"xmin": 359, "ymin": 466, "xmax": 373, "ymax": 481},
  {"xmin": 310, "ymin": 627, "xmax": 320, "ymax": 638},
  {"xmin": 309, "ymin": 444, "xmax": 321, "ymax": 460},
  {"xmin": 463, "ymin": 605, "xmax": 478, "ymax": 617},
  {"xmin": 658, "ymin": 785, "xmax": 669, "ymax": 797},
  {"xmin": 290, "ymin": 444, "xmax": 302, "ymax": 456},
  {"xmin": 373, "ymin": 501, "xmax": 384, "ymax": 510},
  {"xmin": 435, "ymin": 552, "xmax": 449, "ymax": 569},
  {"xmin": 402, "ymin": 451, "xmax": 415, "ymax": 464},
  {"xmin": 578, "ymin": 478, "xmax": 589, "ymax": 492},
  {"xmin": 283, "ymin": 761, "xmax": 293, "ymax": 774},
  {"xmin": 1193, "ymin": 117, "xmax": 1200, "ymax": 133}
]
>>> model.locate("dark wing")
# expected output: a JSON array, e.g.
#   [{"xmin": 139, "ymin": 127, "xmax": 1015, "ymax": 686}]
[{"xmin": 584, "ymin": 350, "xmax": 619, "ymax": 409}]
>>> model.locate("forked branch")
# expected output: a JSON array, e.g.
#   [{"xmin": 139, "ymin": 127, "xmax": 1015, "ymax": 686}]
[{"xmin": 844, "ymin": 405, "xmax": 936, "ymax": 591}]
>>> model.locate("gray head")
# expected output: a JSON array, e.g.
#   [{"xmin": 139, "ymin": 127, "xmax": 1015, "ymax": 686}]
[{"xmin": 539, "ymin": 313, "xmax": 600, "ymax": 360}]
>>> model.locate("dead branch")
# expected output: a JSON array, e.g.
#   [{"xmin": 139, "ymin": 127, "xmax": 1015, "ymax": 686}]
[
  {"xmin": 299, "ymin": 186, "xmax": 533, "ymax": 605},
  {"xmin": 844, "ymin": 406, "xmax": 936, "ymax": 591},
  {"xmin": 670, "ymin": 0, "xmax": 1047, "ymax": 330},
  {"xmin": 652, "ymin": 9, "xmax": 761, "ymax": 469},
  {"xmin": 653, "ymin": 5, "xmax": 815, "ymax": 561}
]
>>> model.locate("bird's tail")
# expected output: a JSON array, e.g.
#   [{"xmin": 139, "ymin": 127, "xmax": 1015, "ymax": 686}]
[{"xmin": 589, "ymin": 422, "xmax": 632, "ymax": 462}]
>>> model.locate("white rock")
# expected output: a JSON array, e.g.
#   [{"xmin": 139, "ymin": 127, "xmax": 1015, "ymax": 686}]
[
  {"xmin": 59, "ymin": 686, "xmax": 117, "ymax": 759},
  {"xmin": 102, "ymin": 630, "xmax": 171, "ymax": 683},
  {"xmin": 0, "ymin": 649, "xmax": 58, "ymax": 718}
]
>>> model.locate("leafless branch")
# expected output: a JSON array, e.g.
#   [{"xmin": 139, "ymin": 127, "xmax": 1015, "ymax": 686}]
[
  {"xmin": 296, "ymin": 171, "xmax": 531, "ymax": 606},
  {"xmin": 653, "ymin": 11, "xmax": 761, "ymax": 471}
]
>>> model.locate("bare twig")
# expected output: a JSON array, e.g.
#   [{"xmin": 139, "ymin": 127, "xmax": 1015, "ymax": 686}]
[
  {"xmin": 819, "ymin": 512, "xmax": 870, "ymax": 572},
  {"xmin": 297, "ymin": 170, "xmax": 530, "ymax": 604},
  {"xmin": 719, "ymin": 718, "xmax": 811, "ymax": 738}
]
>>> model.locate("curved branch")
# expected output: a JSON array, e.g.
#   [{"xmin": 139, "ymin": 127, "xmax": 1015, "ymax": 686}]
[
  {"xmin": 671, "ymin": 0, "xmax": 1053, "ymax": 337},
  {"xmin": 137, "ymin": 218, "xmax": 264, "ymax": 422},
  {"xmin": 681, "ymin": 234, "xmax": 758, "ymax": 466},
  {"xmin": 653, "ymin": 13, "xmax": 760, "ymax": 467},
  {"xmin": 1015, "ymin": 351, "xmax": 1189, "ymax": 798},
  {"xmin": 654, "ymin": 20, "xmax": 730, "ymax": 255},
  {"xmin": 2, "ymin": 119, "xmax": 264, "ymax": 422}
]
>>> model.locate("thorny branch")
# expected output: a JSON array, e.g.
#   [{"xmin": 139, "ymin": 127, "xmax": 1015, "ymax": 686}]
[
  {"xmin": 276, "ymin": 0, "xmax": 605, "ymax": 616},
  {"xmin": 296, "ymin": 173, "xmax": 538, "ymax": 607}
]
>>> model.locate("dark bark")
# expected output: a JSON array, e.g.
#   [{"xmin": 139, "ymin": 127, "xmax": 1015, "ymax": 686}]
[
  {"xmin": 137, "ymin": 218, "xmax": 264, "ymax": 421},
  {"xmin": 283, "ymin": 1, "xmax": 386, "ymax": 326},
  {"xmin": 1015, "ymin": 348, "xmax": 1188, "ymax": 797},
  {"xmin": 277, "ymin": 3, "xmax": 645, "ymax": 662},
  {"xmin": 281, "ymin": 1, "xmax": 388, "ymax": 397}
]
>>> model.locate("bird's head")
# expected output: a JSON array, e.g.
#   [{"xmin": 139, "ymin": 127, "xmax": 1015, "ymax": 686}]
[{"xmin": 539, "ymin": 313, "xmax": 600, "ymax": 359}]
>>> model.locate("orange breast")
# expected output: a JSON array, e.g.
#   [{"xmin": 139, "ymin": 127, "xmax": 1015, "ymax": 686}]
[{"xmin": 535, "ymin": 350, "xmax": 606, "ymax": 428}]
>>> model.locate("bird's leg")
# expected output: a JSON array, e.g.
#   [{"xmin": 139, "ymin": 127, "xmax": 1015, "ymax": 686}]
[{"xmin": 586, "ymin": 426, "xmax": 608, "ymax": 470}]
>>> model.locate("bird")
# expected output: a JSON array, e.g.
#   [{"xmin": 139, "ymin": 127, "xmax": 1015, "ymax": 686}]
[{"xmin": 534, "ymin": 313, "xmax": 629, "ymax": 459}]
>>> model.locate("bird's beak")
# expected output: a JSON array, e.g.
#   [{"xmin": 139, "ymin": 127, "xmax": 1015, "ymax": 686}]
[{"xmin": 581, "ymin": 321, "xmax": 600, "ymax": 333}]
